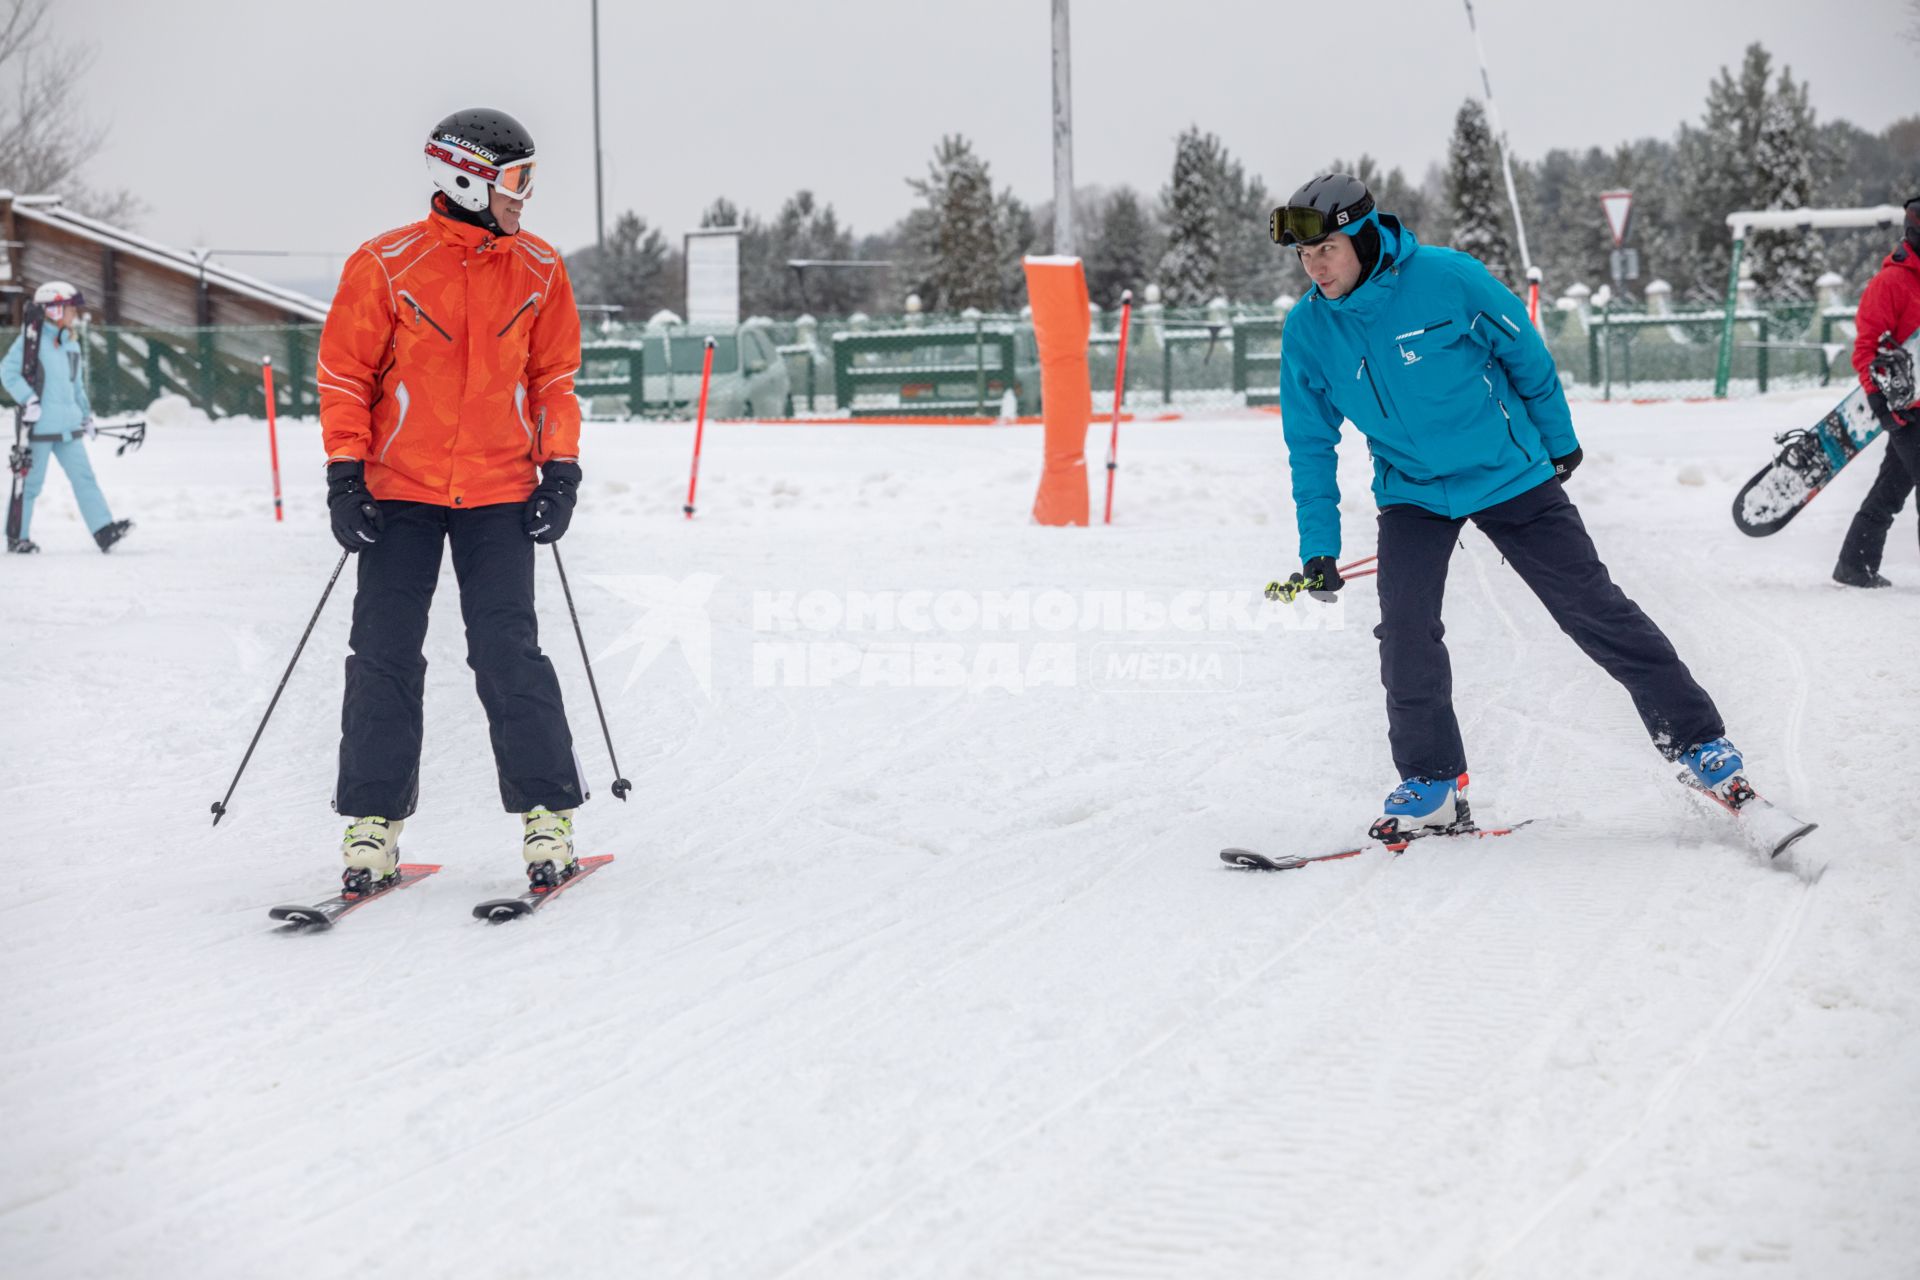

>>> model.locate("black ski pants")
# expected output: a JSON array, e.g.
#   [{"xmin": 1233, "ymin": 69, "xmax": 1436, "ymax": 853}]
[
  {"xmin": 1374, "ymin": 478, "xmax": 1724, "ymax": 781},
  {"xmin": 336, "ymin": 501, "xmax": 582, "ymax": 820},
  {"xmin": 1835, "ymin": 426, "xmax": 1920, "ymax": 578}
]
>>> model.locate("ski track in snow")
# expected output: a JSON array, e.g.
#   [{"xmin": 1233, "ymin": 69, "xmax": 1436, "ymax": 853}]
[{"xmin": 2, "ymin": 398, "xmax": 1918, "ymax": 1279}]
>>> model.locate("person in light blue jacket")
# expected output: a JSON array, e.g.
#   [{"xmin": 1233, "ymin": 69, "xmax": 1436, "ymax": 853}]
[
  {"xmin": 2, "ymin": 282, "xmax": 131, "ymax": 553},
  {"xmin": 1273, "ymin": 175, "xmax": 1751, "ymax": 846}
]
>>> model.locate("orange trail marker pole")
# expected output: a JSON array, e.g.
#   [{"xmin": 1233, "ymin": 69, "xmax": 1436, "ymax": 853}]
[
  {"xmin": 1102, "ymin": 289, "xmax": 1134, "ymax": 525},
  {"xmin": 683, "ymin": 336, "xmax": 716, "ymax": 519},
  {"xmin": 262, "ymin": 356, "xmax": 283, "ymax": 522}
]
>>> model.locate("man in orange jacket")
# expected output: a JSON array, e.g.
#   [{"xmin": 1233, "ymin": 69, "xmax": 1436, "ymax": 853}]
[{"xmin": 317, "ymin": 107, "xmax": 586, "ymax": 895}]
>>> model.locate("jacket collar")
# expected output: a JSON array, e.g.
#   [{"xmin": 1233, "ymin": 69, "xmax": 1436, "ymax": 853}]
[
  {"xmin": 1313, "ymin": 214, "xmax": 1417, "ymax": 321},
  {"xmin": 427, "ymin": 196, "xmax": 516, "ymax": 250}
]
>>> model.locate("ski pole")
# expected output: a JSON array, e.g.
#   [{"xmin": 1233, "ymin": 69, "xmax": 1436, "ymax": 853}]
[
  {"xmin": 211, "ymin": 550, "xmax": 350, "ymax": 825},
  {"xmin": 94, "ymin": 418, "xmax": 147, "ymax": 455},
  {"xmin": 1265, "ymin": 565, "xmax": 1378, "ymax": 604},
  {"xmin": 549, "ymin": 542, "xmax": 632, "ymax": 800},
  {"xmin": 1103, "ymin": 289, "xmax": 1134, "ymax": 525},
  {"xmin": 683, "ymin": 336, "xmax": 716, "ymax": 519},
  {"xmin": 1338, "ymin": 554, "xmax": 1376, "ymax": 574}
]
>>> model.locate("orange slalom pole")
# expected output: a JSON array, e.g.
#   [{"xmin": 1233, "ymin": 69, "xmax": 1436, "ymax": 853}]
[
  {"xmin": 683, "ymin": 336, "xmax": 716, "ymax": 519},
  {"xmin": 1102, "ymin": 289, "xmax": 1134, "ymax": 526},
  {"xmin": 261, "ymin": 356, "xmax": 283, "ymax": 522}
]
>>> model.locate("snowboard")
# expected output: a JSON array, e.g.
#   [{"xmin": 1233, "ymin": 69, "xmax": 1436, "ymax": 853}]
[{"xmin": 1731, "ymin": 330, "xmax": 1920, "ymax": 537}]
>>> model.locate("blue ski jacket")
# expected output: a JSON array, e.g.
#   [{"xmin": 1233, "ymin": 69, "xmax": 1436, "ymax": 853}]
[
  {"xmin": 1279, "ymin": 215, "xmax": 1578, "ymax": 560},
  {"xmin": 2, "ymin": 320, "xmax": 93, "ymax": 442}
]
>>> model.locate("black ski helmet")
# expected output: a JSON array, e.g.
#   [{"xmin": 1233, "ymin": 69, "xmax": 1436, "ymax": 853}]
[
  {"xmin": 425, "ymin": 108, "xmax": 536, "ymax": 233},
  {"xmin": 1905, "ymin": 195, "xmax": 1920, "ymax": 254},
  {"xmin": 1270, "ymin": 174, "xmax": 1376, "ymax": 247},
  {"xmin": 1273, "ymin": 173, "xmax": 1385, "ymax": 286}
]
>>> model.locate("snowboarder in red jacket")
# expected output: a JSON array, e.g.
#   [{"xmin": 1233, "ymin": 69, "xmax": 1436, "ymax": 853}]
[{"xmin": 1833, "ymin": 196, "xmax": 1920, "ymax": 588}]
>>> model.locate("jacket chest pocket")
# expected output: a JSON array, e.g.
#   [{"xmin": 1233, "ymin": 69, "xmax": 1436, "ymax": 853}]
[
  {"xmin": 396, "ymin": 289, "xmax": 455, "ymax": 347},
  {"xmin": 494, "ymin": 289, "xmax": 542, "ymax": 369},
  {"xmin": 1384, "ymin": 319, "xmax": 1470, "ymax": 383}
]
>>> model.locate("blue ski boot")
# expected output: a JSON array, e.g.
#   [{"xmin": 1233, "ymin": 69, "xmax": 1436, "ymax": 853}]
[
  {"xmin": 1370, "ymin": 772, "xmax": 1472, "ymax": 847},
  {"xmin": 1679, "ymin": 737, "xmax": 1750, "ymax": 804}
]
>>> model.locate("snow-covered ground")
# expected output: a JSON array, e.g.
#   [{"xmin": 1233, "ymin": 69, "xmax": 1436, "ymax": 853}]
[{"xmin": 3, "ymin": 393, "xmax": 1917, "ymax": 1279}]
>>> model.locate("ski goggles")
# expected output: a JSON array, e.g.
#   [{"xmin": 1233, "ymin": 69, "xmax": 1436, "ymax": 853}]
[
  {"xmin": 1269, "ymin": 194, "xmax": 1374, "ymax": 246},
  {"xmin": 40, "ymin": 294, "xmax": 85, "ymax": 317},
  {"xmin": 425, "ymin": 141, "xmax": 536, "ymax": 200}
]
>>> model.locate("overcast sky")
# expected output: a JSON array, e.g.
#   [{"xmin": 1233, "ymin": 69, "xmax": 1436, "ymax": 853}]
[{"xmin": 44, "ymin": 0, "xmax": 1918, "ymax": 292}]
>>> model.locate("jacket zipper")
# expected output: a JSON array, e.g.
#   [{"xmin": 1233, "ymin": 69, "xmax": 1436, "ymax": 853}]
[
  {"xmin": 1496, "ymin": 398, "xmax": 1530, "ymax": 456},
  {"xmin": 1392, "ymin": 319, "xmax": 1454, "ymax": 342},
  {"xmin": 1358, "ymin": 358, "xmax": 1388, "ymax": 418},
  {"xmin": 497, "ymin": 294, "xmax": 541, "ymax": 338},
  {"xmin": 397, "ymin": 290, "xmax": 452, "ymax": 341}
]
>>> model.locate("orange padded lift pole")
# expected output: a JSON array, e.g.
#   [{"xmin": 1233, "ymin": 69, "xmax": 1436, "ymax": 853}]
[{"xmin": 1023, "ymin": 255, "xmax": 1091, "ymax": 526}]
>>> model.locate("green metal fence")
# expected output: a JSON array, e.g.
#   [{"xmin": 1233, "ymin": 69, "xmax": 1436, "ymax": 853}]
[
  {"xmin": 64, "ymin": 322, "xmax": 321, "ymax": 419},
  {"xmin": 1541, "ymin": 304, "xmax": 1849, "ymax": 400},
  {"xmin": 0, "ymin": 301, "xmax": 1859, "ymax": 422}
]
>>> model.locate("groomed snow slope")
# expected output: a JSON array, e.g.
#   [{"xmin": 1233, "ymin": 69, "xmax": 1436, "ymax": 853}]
[{"xmin": 2, "ymin": 394, "xmax": 1917, "ymax": 1279}]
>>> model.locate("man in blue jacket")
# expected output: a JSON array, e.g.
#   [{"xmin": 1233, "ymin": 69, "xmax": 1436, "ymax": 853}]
[
  {"xmin": 2, "ymin": 282, "xmax": 132, "ymax": 553},
  {"xmin": 1274, "ymin": 175, "xmax": 1740, "ymax": 843}
]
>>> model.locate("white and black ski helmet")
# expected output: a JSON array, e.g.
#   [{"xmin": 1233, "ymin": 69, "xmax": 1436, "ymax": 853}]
[
  {"xmin": 425, "ymin": 109, "xmax": 536, "ymax": 214},
  {"xmin": 32, "ymin": 280, "xmax": 85, "ymax": 308}
]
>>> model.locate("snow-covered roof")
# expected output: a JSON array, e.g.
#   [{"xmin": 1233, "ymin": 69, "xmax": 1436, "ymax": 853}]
[{"xmin": 9, "ymin": 196, "xmax": 329, "ymax": 323}]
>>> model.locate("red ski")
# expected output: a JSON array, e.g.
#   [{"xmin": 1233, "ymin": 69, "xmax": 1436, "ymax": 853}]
[
  {"xmin": 1220, "ymin": 821, "xmax": 1537, "ymax": 872},
  {"xmin": 268, "ymin": 863, "xmax": 442, "ymax": 931},
  {"xmin": 473, "ymin": 855, "xmax": 614, "ymax": 922}
]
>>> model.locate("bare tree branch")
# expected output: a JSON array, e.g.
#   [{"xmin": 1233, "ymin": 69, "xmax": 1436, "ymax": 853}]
[{"xmin": 0, "ymin": 0, "xmax": 139, "ymax": 222}]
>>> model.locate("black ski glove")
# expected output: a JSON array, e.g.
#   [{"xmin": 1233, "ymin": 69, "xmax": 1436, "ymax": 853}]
[
  {"xmin": 326, "ymin": 460, "xmax": 382, "ymax": 551},
  {"xmin": 524, "ymin": 460, "xmax": 582, "ymax": 543},
  {"xmin": 1264, "ymin": 554, "xmax": 1346, "ymax": 604},
  {"xmin": 1551, "ymin": 446, "xmax": 1583, "ymax": 483},
  {"xmin": 1867, "ymin": 390, "xmax": 1915, "ymax": 433}
]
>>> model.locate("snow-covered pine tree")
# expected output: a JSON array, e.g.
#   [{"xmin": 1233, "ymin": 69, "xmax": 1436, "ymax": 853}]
[
  {"xmin": 1675, "ymin": 44, "xmax": 1773, "ymax": 303},
  {"xmin": 1749, "ymin": 66, "xmax": 1822, "ymax": 302},
  {"xmin": 1158, "ymin": 127, "xmax": 1224, "ymax": 307},
  {"xmin": 1086, "ymin": 187, "xmax": 1159, "ymax": 307},
  {"xmin": 1446, "ymin": 98, "xmax": 1518, "ymax": 288},
  {"xmin": 1214, "ymin": 146, "xmax": 1279, "ymax": 304},
  {"xmin": 997, "ymin": 189, "xmax": 1038, "ymax": 310},
  {"xmin": 565, "ymin": 210, "xmax": 679, "ymax": 322},
  {"xmin": 761, "ymin": 190, "xmax": 857, "ymax": 317},
  {"xmin": 906, "ymin": 135, "xmax": 1003, "ymax": 313},
  {"xmin": 700, "ymin": 197, "xmax": 742, "ymax": 229}
]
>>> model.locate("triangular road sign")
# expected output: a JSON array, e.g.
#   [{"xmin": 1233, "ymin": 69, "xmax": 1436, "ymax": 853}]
[{"xmin": 1600, "ymin": 190, "xmax": 1633, "ymax": 247}]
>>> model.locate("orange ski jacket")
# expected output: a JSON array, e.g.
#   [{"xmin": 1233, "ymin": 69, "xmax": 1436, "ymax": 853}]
[{"xmin": 318, "ymin": 199, "xmax": 581, "ymax": 508}]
